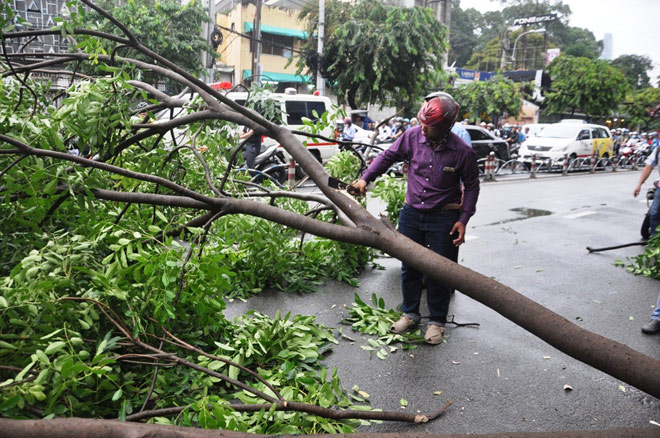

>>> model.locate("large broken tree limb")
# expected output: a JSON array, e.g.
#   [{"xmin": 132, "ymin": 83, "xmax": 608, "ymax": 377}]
[{"xmin": 0, "ymin": 418, "xmax": 657, "ymax": 438}]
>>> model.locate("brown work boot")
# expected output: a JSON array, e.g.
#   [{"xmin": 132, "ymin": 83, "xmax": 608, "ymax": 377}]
[
  {"xmin": 425, "ymin": 324, "xmax": 446, "ymax": 345},
  {"xmin": 390, "ymin": 316, "xmax": 416, "ymax": 334}
]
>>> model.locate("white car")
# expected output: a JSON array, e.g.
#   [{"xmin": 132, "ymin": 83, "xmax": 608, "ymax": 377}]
[{"xmin": 519, "ymin": 123, "xmax": 614, "ymax": 162}]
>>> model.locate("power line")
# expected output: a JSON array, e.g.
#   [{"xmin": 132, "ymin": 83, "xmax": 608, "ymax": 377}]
[{"xmin": 215, "ymin": 23, "xmax": 308, "ymax": 56}]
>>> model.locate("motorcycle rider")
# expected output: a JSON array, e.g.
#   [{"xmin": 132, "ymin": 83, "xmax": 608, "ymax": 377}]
[
  {"xmin": 342, "ymin": 117, "xmax": 356, "ymax": 142},
  {"xmin": 651, "ymin": 132, "xmax": 659, "ymax": 152}
]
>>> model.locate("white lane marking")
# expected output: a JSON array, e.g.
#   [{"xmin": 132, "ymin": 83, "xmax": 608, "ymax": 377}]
[
  {"xmin": 564, "ymin": 211, "xmax": 597, "ymax": 219},
  {"xmin": 465, "ymin": 235, "xmax": 479, "ymax": 241}
]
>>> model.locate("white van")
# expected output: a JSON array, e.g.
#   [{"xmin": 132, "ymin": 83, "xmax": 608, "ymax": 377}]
[
  {"xmin": 227, "ymin": 90, "xmax": 340, "ymax": 164},
  {"xmin": 155, "ymin": 88, "xmax": 340, "ymax": 164},
  {"xmin": 519, "ymin": 123, "xmax": 614, "ymax": 162}
]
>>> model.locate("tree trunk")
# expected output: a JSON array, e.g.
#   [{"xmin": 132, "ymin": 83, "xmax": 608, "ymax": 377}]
[{"xmin": 0, "ymin": 418, "xmax": 657, "ymax": 438}]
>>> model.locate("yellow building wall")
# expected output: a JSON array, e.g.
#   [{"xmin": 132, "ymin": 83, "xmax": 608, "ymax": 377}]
[{"xmin": 216, "ymin": 3, "xmax": 308, "ymax": 85}]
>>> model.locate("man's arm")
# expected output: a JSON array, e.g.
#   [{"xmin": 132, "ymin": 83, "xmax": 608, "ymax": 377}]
[
  {"xmin": 452, "ymin": 149, "xmax": 480, "ymax": 246},
  {"xmin": 634, "ymin": 165, "xmax": 654, "ymax": 197},
  {"xmin": 353, "ymin": 133, "xmax": 409, "ymax": 195}
]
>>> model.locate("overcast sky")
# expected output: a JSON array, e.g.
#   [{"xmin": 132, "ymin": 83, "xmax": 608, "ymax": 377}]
[{"xmin": 457, "ymin": 0, "xmax": 660, "ymax": 85}]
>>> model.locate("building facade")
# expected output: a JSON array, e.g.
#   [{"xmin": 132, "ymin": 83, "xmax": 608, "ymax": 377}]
[{"xmin": 214, "ymin": 0, "xmax": 312, "ymax": 91}]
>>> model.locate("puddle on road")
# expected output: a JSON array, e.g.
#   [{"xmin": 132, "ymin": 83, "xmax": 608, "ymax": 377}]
[{"xmin": 481, "ymin": 207, "xmax": 553, "ymax": 227}]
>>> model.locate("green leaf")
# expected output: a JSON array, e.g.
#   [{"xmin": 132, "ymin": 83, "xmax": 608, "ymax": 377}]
[
  {"xmin": 112, "ymin": 388, "xmax": 123, "ymax": 401},
  {"xmin": 45, "ymin": 341, "xmax": 67, "ymax": 355}
]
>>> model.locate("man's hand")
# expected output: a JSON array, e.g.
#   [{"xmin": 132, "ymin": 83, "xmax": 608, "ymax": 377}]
[
  {"xmin": 352, "ymin": 179, "xmax": 368, "ymax": 196},
  {"xmin": 450, "ymin": 221, "xmax": 466, "ymax": 247},
  {"xmin": 634, "ymin": 184, "xmax": 642, "ymax": 197}
]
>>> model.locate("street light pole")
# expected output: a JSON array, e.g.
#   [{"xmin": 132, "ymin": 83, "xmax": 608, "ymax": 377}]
[
  {"xmin": 511, "ymin": 28, "xmax": 545, "ymax": 69},
  {"xmin": 316, "ymin": 0, "xmax": 325, "ymax": 95}
]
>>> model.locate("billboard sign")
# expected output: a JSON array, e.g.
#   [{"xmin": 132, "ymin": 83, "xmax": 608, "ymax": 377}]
[
  {"xmin": 456, "ymin": 68, "xmax": 495, "ymax": 82},
  {"xmin": 513, "ymin": 14, "xmax": 558, "ymax": 26}
]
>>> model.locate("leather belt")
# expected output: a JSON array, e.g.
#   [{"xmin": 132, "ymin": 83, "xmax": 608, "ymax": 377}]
[{"xmin": 440, "ymin": 203, "xmax": 462, "ymax": 211}]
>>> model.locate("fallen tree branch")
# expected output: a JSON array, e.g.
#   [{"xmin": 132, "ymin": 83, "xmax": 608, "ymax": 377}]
[{"xmin": 0, "ymin": 418, "xmax": 657, "ymax": 438}]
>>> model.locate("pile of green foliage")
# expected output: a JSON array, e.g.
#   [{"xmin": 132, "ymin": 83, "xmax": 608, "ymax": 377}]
[
  {"xmin": 618, "ymin": 233, "xmax": 660, "ymax": 280},
  {"xmin": 0, "ymin": 68, "xmax": 394, "ymax": 431}
]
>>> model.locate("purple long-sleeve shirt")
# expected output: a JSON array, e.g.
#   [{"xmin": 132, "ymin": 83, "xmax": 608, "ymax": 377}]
[{"xmin": 362, "ymin": 126, "xmax": 480, "ymax": 225}]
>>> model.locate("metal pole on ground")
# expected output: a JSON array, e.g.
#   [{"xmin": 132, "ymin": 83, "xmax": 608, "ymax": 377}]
[
  {"xmin": 632, "ymin": 152, "xmax": 638, "ymax": 171},
  {"xmin": 562, "ymin": 153, "xmax": 568, "ymax": 175},
  {"xmin": 530, "ymin": 154, "xmax": 537, "ymax": 179},
  {"xmin": 612, "ymin": 155, "xmax": 618, "ymax": 172},
  {"xmin": 590, "ymin": 151, "xmax": 597, "ymax": 174},
  {"xmin": 484, "ymin": 152, "xmax": 496, "ymax": 182}
]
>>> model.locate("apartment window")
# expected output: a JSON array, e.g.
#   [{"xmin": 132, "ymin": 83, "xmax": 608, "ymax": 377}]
[{"xmin": 251, "ymin": 32, "xmax": 294, "ymax": 58}]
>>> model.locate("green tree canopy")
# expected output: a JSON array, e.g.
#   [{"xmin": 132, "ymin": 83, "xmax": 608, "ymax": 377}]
[
  {"xmin": 449, "ymin": 75, "xmax": 524, "ymax": 124},
  {"xmin": 543, "ymin": 55, "xmax": 628, "ymax": 117},
  {"xmin": 448, "ymin": 1, "xmax": 483, "ymax": 67},
  {"xmin": 610, "ymin": 54, "xmax": 654, "ymax": 90},
  {"xmin": 622, "ymin": 87, "xmax": 660, "ymax": 130},
  {"xmin": 82, "ymin": 0, "xmax": 213, "ymax": 90},
  {"xmin": 451, "ymin": 0, "xmax": 602, "ymax": 70},
  {"xmin": 297, "ymin": 0, "xmax": 447, "ymax": 111}
]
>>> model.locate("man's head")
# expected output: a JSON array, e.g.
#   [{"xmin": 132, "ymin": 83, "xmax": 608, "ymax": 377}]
[
  {"xmin": 344, "ymin": 117, "xmax": 352, "ymax": 125},
  {"xmin": 417, "ymin": 94, "xmax": 459, "ymax": 143}
]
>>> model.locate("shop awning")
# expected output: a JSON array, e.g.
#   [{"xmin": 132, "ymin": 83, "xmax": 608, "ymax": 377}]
[
  {"xmin": 243, "ymin": 69, "xmax": 311, "ymax": 84},
  {"xmin": 244, "ymin": 22, "xmax": 308, "ymax": 39}
]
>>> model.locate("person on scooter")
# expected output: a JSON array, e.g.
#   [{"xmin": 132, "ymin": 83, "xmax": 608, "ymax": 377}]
[
  {"xmin": 351, "ymin": 94, "xmax": 480, "ymax": 345},
  {"xmin": 342, "ymin": 117, "xmax": 356, "ymax": 142},
  {"xmin": 633, "ymin": 146, "xmax": 660, "ymax": 334}
]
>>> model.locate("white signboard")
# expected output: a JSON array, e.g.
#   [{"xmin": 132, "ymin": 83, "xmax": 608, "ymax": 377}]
[{"xmin": 545, "ymin": 48, "xmax": 561, "ymax": 65}]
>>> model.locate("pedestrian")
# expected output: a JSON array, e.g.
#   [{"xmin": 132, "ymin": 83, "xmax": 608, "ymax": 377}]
[
  {"xmin": 342, "ymin": 117, "xmax": 356, "ymax": 142},
  {"xmin": 451, "ymin": 122, "xmax": 472, "ymax": 147},
  {"xmin": 633, "ymin": 145, "xmax": 660, "ymax": 334},
  {"xmin": 239, "ymin": 126, "xmax": 262, "ymax": 179},
  {"xmin": 352, "ymin": 94, "xmax": 480, "ymax": 345}
]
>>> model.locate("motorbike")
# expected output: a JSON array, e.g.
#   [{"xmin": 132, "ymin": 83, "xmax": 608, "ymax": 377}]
[{"xmin": 241, "ymin": 143, "xmax": 288, "ymax": 186}]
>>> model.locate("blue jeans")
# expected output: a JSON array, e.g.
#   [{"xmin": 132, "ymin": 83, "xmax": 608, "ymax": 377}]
[
  {"xmin": 397, "ymin": 204, "xmax": 460, "ymax": 325},
  {"xmin": 649, "ymin": 186, "xmax": 660, "ymax": 237},
  {"xmin": 652, "ymin": 293, "xmax": 660, "ymax": 321}
]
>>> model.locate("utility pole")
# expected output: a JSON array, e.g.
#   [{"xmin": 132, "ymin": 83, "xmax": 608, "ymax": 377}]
[
  {"xmin": 252, "ymin": 0, "xmax": 263, "ymax": 86},
  {"xmin": 316, "ymin": 0, "xmax": 325, "ymax": 95},
  {"xmin": 207, "ymin": 0, "xmax": 216, "ymax": 82},
  {"xmin": 500, "ymin": 30, "xmax": 510, "ymax": 70}
]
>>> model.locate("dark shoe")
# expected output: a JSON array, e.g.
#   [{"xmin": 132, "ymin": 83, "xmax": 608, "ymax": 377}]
[{"xmin": 641, "ymin": 319, "xmax": 660, "ymax": 334}]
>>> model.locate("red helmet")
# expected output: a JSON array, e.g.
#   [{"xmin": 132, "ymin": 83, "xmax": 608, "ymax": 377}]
[{"xmin": 417, "ymin": 94, "xmax": 459, "ymax": 138}]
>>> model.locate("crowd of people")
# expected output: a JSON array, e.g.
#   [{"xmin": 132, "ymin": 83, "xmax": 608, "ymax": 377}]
[
  {"xmin": 613, "ymin": 129, "xmax": 660, "ymax": 157},
  {"xmin": 369, "ymin": 117, "xmax": 532, "ymax": 152}
]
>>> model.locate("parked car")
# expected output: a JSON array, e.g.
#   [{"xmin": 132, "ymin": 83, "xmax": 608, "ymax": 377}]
[
  {"xmin": 518, "ymin": 123, "xmax": 614, "ymax": 163},
  {"xmin": 464, "ymin": 125, "xmax": 510, "ymax": 160}
]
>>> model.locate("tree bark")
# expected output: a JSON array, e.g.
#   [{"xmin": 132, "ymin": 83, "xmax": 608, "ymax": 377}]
[{"xmin": 0, "ymin": 418, "xmax": 657, "ymax": 438}]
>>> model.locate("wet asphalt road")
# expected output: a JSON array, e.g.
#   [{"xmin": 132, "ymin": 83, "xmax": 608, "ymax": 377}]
[{"xmin": 225, "ymin": 169, "xmax": 660, "ymax": 434}]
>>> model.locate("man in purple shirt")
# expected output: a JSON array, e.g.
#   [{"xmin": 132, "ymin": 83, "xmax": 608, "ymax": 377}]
[{"xmin": 353, "ymin": 94, "xmax": 480, "ymax": 344}]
